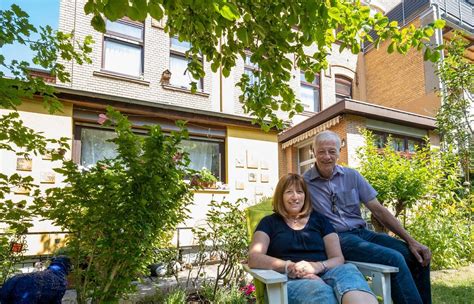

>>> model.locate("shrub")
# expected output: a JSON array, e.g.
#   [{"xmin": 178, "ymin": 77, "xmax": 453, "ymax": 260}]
[
  {"xmin": 34, "ymin": 108, "xmax": 195, "ymax": 303},
  {"xmin": 191, "ymin": 198, "xmax": 249, "ymax": 298}
]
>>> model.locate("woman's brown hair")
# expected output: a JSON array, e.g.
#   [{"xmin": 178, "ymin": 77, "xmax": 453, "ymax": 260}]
[{"xmin": 273, "ymin": 173, "xmax": 312, "ymax": 218}]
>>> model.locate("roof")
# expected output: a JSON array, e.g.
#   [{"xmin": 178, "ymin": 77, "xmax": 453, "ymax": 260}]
[
  {"xmin": 55, "ymin": 87, "xmax": 277, "ymax": 132},
  {"xmin": 278, "ymin": 99, "xmax": 436, "ymax": 144}
]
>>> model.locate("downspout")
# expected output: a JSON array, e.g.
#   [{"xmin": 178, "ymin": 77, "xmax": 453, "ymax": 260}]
[
  {"xmin": 70, "ymin": 0, "xmax": 78, "ymax": 87},
  {"xmin": 219, "ymin": 37, "xmax": 223, "ymax": 112},
  {"xmin": 430, "ymin": 2, "xmax": 445, "ymax": 95}
]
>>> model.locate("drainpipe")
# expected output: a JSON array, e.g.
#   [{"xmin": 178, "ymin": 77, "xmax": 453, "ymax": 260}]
[
  {"xmin": 430, "ymin": 2, "xmax": 445, "ymax": 95},
  {"xmin": 219, "ymin": 37, "xmax": 223, "ymax": 112}
]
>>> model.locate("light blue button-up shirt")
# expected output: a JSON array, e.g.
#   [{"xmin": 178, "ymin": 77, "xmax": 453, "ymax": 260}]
[{"xmin": 303, "ymin": 165, "xmax": 378, "ymax": 232}]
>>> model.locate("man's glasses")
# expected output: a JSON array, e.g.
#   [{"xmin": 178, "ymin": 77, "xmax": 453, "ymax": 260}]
[{"xmin": 330, "ymin": 192, "xmax": 338, "ymax": 214}]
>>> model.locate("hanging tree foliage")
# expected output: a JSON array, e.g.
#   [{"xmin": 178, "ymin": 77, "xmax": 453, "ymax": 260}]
[
  {"xmin": 83, "ymin": 0, "xmax": 445, "ymax": 130},
  {"xmin": 435, "ymin": 31, "xmax": 474, "ymax": 183}
]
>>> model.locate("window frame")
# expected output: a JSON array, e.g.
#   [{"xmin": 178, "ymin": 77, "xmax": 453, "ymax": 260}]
[
  {"xmin": 73, "ymin": 124, "xmax": 226, "ymax": 182},
  {"xmin": 297, "ymin": 142, "xmax": 315, "ymax": 175},
  {"xmin": 169, "ymin": 37, "xmax": 203, "ymax": 90},
  {"xmin": 335, "ymin": 75, "xmax": 353, "ymax": 102},
  {"xmin": 369, "ymin": 130, "xmax": 425, "ymax": 154},
  {"xmin": 300, "ymin": 71, "xmax": 321, "ymax": 113},
  {"xmin": 102, "ymin": 19, "xmax": 145, "ymax": 78}
]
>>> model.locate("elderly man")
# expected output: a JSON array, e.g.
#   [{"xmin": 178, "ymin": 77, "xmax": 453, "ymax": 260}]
[{"xmin": 303, "ymin": 130, "xmax": 431, "ymax": 304}]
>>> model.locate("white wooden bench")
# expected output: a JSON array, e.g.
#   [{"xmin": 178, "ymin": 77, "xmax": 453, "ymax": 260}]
[{"xmin": 244, "ymin": 261, "xmax": 398, "ymax": 304}]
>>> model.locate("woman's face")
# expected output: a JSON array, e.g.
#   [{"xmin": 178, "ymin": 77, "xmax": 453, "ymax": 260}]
[{"xmin": 282, "ymin": 183, "xmax": 305, "ymax": 216}]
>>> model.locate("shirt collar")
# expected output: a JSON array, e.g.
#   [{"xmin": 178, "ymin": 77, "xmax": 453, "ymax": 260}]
[{"xmin": 309, "ymin": 165, "xmax": 344, "ymax": 181}]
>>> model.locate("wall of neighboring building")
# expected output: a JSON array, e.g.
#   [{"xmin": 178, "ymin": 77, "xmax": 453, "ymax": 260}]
[
  {"xmin": 0, "ymin": 100, "xmax": 73, "ymax": 255},
  {"xmin": 364, "ymin": 17, "xmax": 441, "ymax": 117}
]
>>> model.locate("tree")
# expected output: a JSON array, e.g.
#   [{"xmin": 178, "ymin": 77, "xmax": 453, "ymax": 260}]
[
  {"xmin": 83, "ymin": 0, "xmax": 444, "ymax": 130},
  {"xmin": 0, "ymin": 4, "xmax": 93, "ymax": 281},
  {"xmin": 435, "ymin": 31, "xmax": 474, "ymax": 183}
]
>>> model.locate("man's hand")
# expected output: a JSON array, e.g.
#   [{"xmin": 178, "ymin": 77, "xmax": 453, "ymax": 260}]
[{"xmin": 408, "ymin": 240, "xmax": 431, "ymax": 267}]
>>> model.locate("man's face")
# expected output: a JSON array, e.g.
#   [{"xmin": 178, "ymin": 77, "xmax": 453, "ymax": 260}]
[{"xmin": 313, "ymin": 140, "xmax": 340, "ymax": 178}]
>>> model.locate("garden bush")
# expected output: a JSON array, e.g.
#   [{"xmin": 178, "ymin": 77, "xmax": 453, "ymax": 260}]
[
  {"xmin": 191, "ymin": 198, "xmax": 249, "ymax": 299},
  {"xmin": 34, "ymin": 108, "xmax": 196, "ymax": 304},
  {"xmin": 357, "ymin": 130, "xmax": 473, "ymax": 269}
]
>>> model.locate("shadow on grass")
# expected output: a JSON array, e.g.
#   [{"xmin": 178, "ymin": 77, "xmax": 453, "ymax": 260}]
[{"xmin": 432, "ymin": 282, "xmax": 474, "ymax": 304}]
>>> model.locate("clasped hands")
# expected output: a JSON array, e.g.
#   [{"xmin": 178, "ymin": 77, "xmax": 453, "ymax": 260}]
[{"xmin": 286, "ymin": 260, "xmax": 321, "ymax": 280}]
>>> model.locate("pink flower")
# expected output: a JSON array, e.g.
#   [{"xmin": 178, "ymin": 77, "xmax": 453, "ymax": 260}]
[
  {"xmin": 98, "ymin": 113, "xmax": 108, "ymax": 125},
  {"xmin": 240, "ymin": 283, "xmax": 256, "ymax": 296},
  {"xmin": 172, "ymin": 152, "xmax": 183, "ymax": 163}
]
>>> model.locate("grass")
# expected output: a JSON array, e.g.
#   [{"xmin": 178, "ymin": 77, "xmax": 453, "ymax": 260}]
[{"xmin": 432, "ymin": 264, "xmax": 474, "ymax": 303}]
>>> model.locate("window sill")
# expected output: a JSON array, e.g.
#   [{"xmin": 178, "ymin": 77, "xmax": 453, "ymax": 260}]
[
  {"xmin": 93, "ymin": 70, "xmax": 150, "ymax": 86},
  {"xmin": 161, "ymin": 84, "xmax": 210, "ymax": 97}
]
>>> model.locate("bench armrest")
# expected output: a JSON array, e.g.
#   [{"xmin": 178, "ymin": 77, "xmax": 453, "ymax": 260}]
[
  {"xmin": 243, "ymin": 264, "xmax": 288, "ymax": 284},
  {"xmin": 347, "ymin": 261, "xmax": 399, "ymax": 273}
]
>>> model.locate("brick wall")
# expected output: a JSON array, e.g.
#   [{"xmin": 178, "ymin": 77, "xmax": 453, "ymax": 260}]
[
  {"xmin": 364, "ymin": 18, "xmax": 440, "ymax": 117},
  {"xmin": 58, "ymin": 1, "xmax": 216, "ymax": 112}
]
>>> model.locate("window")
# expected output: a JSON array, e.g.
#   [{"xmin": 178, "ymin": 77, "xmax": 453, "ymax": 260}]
[
  {"xmin": 370, "ymin": 130, "xmax": 424, "ymax": 153},
  {"xmin": 169, "ymin": 37, "xmax": 202, "ymax": 90},
  {"xmin": 75, "ymin": 126, "xmax": 225, "ymax": 181},
  {"xmin": 79, "ymin": 128, "xmax": 118, "ymax": 167},
  {"xmin": 103, "ymin": 20, "xmax": 144, "ymax": 77},
  {"xmin": 335, "ymin": 75, "xmax": 352, "ymax": 102},
  {"xmin": 298, "ymin": 144, "xmax": 315, "ymax": 174},
  {"xmin": 244, "ymin": 54, "xmax": 259, "ymax": 86},
  {"xmin": 300, "ymin": 72, "xmax": 321, "ymax": 112},
  {"xmin": 181, "ymin": 138, "xmax": 224, "ymax": 181}
]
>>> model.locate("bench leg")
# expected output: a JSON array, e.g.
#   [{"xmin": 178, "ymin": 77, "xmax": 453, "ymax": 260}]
[
  {"xmin": 372, "ymin": 272, "xmax": 392, "ymax": 304},
  {"xmin": 265, "ymin": 281, "xmax": 288, "ymax": 304}
]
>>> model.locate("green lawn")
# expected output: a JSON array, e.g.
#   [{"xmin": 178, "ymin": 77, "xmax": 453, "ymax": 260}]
[{"xmin": 432, "ymin": 264, "xmax": 474, "ymax": 304}]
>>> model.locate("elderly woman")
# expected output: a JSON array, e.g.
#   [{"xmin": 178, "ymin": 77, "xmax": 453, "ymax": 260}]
[{"xmin": 249, "ymin": 173, "xmax": 377, "ymax": 304}]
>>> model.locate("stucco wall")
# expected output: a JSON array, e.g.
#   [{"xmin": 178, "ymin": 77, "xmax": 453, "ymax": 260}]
[{"xmin": 0, "ymin": 100, "xmax": 73, "ymax": 255}]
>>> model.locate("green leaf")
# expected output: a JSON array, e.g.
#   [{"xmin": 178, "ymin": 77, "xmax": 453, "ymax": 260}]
[
  {"xmin": 351, "ymin": 43, "xmax": 360, "ymax": 54},
  {"xmin": 433, "ymin": 19, "xmax": 446, "ymax": 29},
  {"xmin": 429, "ymin": 50, "xmax": 441, "ymax": 63},
  {"xmin": 148, "ymin": 2, "xmax": 163, "ymax": 21},
  {"xmin": 423, "ymin": 47, "xmax": 431, "ymax": 61},
  {"xmin": 328, "ymin": 7, "xmax": 340, "ymax": 21},
  {"xmin": 91, "ymin": 15, "xmax": 106, "ymax": 33},
  {"xmin": 236, "ymin": 27, "xmax": 249, "ymax": 45},
  {"xmin": 218, "ymin": 4, "xmax": 239, "ymax": 21},
  {"xmin": 104, "ymin": 0, "xmax": 128, "ymax": 21},
  {"xmin": 387, "ymin": 41, "xmax": 395, "ymax": 54},
  {"xmin": 84, "ymin": 1, "xmax": 95, "ymax": 14},
  {"xmin": 424, "ymin": 27, "xmax": 434, "ymax": 37}
]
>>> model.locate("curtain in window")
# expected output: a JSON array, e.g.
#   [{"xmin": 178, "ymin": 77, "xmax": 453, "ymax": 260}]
[
  {"xmin": 181, "ymin": 139, "xmax": 220, "ymax": 180},
  {"xmin": 104, "ymin": 39, "xmax": 142, "ymax": 77},
  {"xmin": 169, "ymin": 54, "xmax": 192, "ymax": 88},
  {"xmin": 300, "ymin": 85, "xmax": 320, "ymax": 112},
  {"xmin": 81, "ymin": 128, "xmax": 118, "ymax": 167}
]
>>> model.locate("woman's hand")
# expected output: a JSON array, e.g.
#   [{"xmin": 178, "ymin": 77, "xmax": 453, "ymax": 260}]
[{"xmin": 289, "ymin": 260, "xmax": 321, "ymax": 280}]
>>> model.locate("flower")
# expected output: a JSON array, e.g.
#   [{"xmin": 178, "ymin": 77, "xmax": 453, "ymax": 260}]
[
  {"xmin": 97, "ymin": 113, "xmax": 108, "ymax": 125},
  {"xmin": 240, "ymin": 283, "xmax": 256, "ymax": 296}
]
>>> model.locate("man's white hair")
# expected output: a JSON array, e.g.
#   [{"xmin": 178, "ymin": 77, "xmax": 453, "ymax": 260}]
[{"xmin": 313, "ymin": 130, "xmax": 341, "ymax": 150}]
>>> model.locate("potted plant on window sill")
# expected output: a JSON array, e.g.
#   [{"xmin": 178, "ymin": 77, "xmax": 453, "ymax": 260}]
[{"xmin": 191, "ymin": 168, "xmax": 218, "ymax": 189}]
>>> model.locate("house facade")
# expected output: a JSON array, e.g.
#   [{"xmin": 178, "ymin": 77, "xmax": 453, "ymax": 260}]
[
  {"xmin": 2, "ymin": 0, "xmax": 472, "ymax": 256},
  {"xmin": 279, "ymin": 0, "xmax": 473, "ymax": 175}
]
